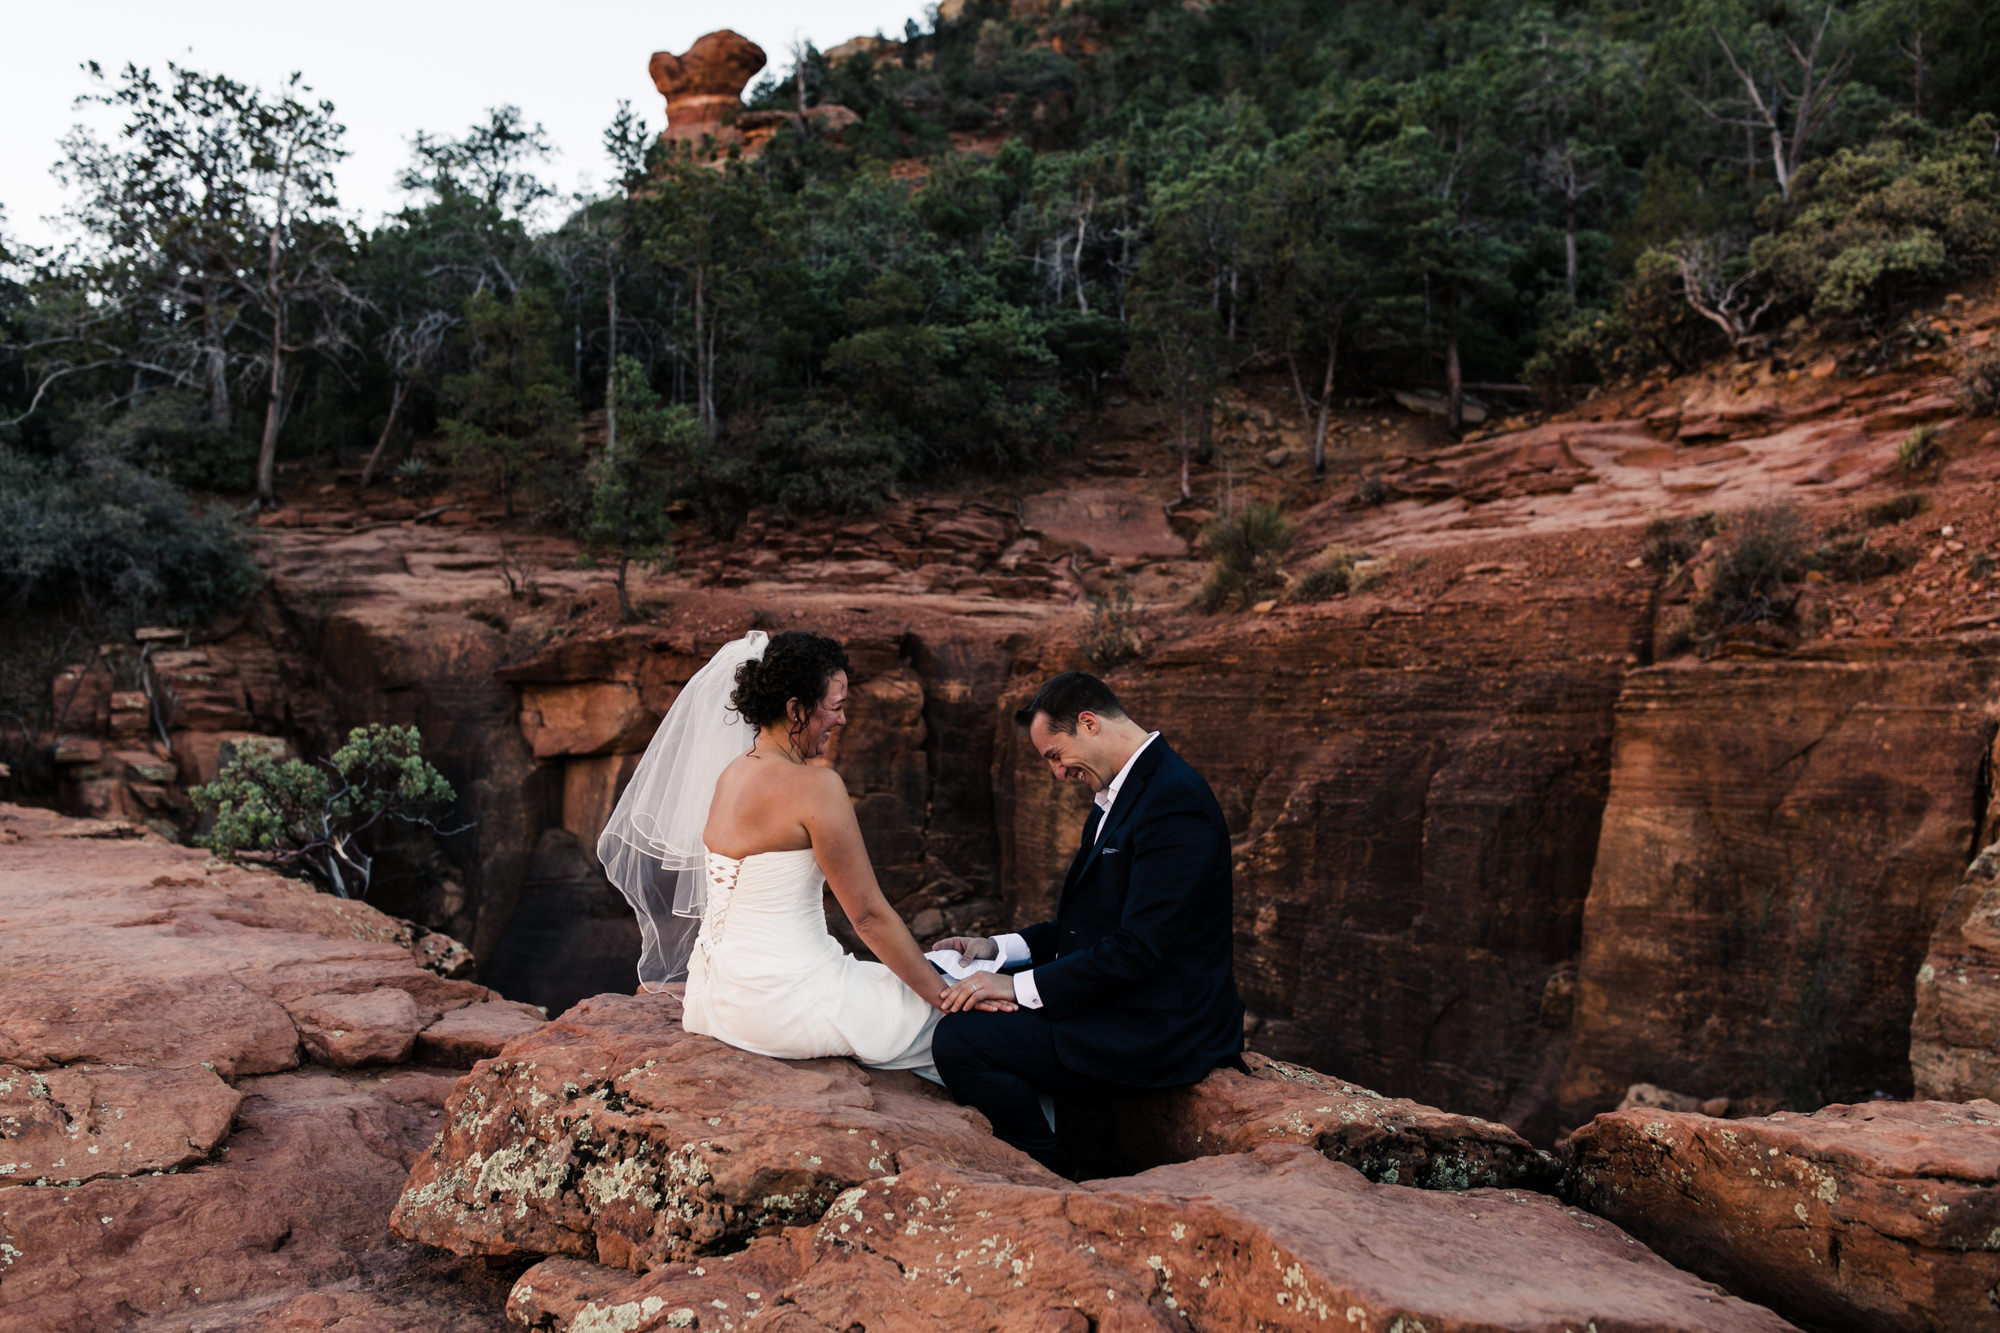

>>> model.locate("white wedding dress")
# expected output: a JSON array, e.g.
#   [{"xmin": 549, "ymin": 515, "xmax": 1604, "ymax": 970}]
[{"xmin": 682, "ymin": 846, "xmax": 940, "ymax": 1077}]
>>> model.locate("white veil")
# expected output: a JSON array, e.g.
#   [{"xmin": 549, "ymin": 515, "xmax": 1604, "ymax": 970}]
[{"xmin": 597, "ymin": 629, "xmax": 768, "ymax": 991}]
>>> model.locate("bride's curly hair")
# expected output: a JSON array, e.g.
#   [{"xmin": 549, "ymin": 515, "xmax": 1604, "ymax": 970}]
[{"xmin": 731, "ymin": 631, "xmax": 851, "ymax": 732}]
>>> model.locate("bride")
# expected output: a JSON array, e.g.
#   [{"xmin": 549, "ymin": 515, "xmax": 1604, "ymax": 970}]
[{"xmin": 597, "ymin": 629, "xmax": 979, "ymax": 1079}]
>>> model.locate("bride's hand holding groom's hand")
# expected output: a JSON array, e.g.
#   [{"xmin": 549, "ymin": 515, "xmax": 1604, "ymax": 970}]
[{"xmin": 938, "ymin": 970, "xmax": 1017, "ymax": 1014}]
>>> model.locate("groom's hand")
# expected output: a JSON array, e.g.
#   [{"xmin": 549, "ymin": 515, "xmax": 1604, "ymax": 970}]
[
  {"xmin": 931, "ymin": 934, "xmax": 998, "ymax": 962},
  {"xmin": 939, "ymin": 971, "xmax": 1016, "ymax": 1013}
]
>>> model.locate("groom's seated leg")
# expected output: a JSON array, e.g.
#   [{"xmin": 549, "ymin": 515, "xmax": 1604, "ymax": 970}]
[{"xmin": 934, "ymin": 1009, "xmax": 1120, "ymax": 1179}]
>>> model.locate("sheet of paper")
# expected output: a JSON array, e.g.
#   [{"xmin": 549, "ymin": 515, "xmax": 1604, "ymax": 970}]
[{"xmin": 925, "ymin": 949, "xmax": 1004, "ymax": 980}]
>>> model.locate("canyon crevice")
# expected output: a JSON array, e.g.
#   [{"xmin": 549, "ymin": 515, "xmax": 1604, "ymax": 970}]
[{"xmin": 48, "ymin": 462, "xmax": 2000, "ymax": 1148}]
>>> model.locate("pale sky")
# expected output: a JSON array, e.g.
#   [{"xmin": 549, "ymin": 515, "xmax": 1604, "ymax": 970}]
[{"xmin": 4, "ymin": 1, "xmax": 933, "ymax": 250}]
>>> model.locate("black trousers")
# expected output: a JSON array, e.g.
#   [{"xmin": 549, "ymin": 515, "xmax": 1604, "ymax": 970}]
[{"xmin": 932, "ymin": 1008, "xmax": 1139, "ymax": 1178}]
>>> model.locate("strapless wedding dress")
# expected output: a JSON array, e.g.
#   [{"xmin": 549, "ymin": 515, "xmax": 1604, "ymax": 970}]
[{"xmin": 682, "ymin": 846, "xmax": 940, "ymax": 1078}]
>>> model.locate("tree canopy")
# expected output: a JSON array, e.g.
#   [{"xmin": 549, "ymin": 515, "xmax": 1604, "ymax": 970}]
[{"xmin": 6, "ymin": 0, "xmax": 2000, "ymax": 538}]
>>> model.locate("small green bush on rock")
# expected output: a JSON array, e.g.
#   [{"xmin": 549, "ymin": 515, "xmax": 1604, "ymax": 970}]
[{"xmin": 192, "ymin": 724, "xmax": 463, "ymax": 899}]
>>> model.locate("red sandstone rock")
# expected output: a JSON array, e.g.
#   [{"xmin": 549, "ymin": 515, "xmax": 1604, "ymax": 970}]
[
  {"xmin": 291, "ymin": 988, "xmax": 424, "ymax": 1066},
  {"xmin": 998, "ymin": 578, "xmax": 1650, "ymax": 1139},
  {"xmin": 0, "ymin": 1063, "xmax": 240, "ymax": 1187},
  {"xmin": 390, "ymin": 990, "xmax": 1059, "ymax": 1270},
  {"xmin": 1114, "ymin": 1052, "xmax": 1558, "ymax": 1189},
  {"xmin": 507, "ymin": 1146, "xmax": 1796, "ymax": 1332},
  {"xmin": 0, "ymin": 802, "xmax": 518, "ymax": 1332},
  {"xmin": 416, "ymin": 998, "xmax": 548, "ymax": 1067},
  {"xmin": 0, "ymin": 1068, "xmax": 488, "ymax": 1333},
  {"xmin": 1912, "ymin": 839, "xmax": 2000, "ymax": 1101},
  {"xmin": 0, "ymin": 804, "xmax": 484, "ymax": 1078},
  {"xmin": 650, "ymin": 31, "xmax": 767, "ymax": 145},
  {"xmin": 1020, "ymin": 486, "xmax": 1186, "ymax": 560},
  {"xmin": 1560, "ymin": 647, "xmax": 2000, "ymax": 1120},
  {"xmin": 1564, "ymin": 1100, "xmax": 2000, "ymax": 1332}
]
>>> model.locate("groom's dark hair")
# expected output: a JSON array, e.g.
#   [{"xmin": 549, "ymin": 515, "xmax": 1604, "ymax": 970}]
[{"xmin": 1015, "ymin": 671, "xmax": 1129, "ymax": 734}]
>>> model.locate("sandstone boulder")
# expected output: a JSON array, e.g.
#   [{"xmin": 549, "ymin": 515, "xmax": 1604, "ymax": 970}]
[
  {"xmin": 391, "ymin": 990, "xmax": 1058, "ymax": 1271},
  {"xmin": 1912, "ymin": 839, "xmax": 2000, "ymax": 1101},
  {"xmin": 1564, "ymin": 1100, "xmax": 2000, "ymax": 1332},
  {"xmin": 289, "ymin": 988, "xmax": 425, "ymax": 1066},
  {"xmin": 507, "ymin": 1146, "xmax": 1795, "ymax": 1332},
  {"xmin": 0, "ymin": 801, "xmax": 530, "ymax": 1332},
  {"xmin": 1113, "ymin": 1051, "xmax": 1559, "ymax": 1189},
  {"xmin": 1019, "ymin": 486, "xmax": 1186, "ymax": 560},
  {"xmin": 0, "ymin": 803, "xmax": 490, "ymax": 1079}
]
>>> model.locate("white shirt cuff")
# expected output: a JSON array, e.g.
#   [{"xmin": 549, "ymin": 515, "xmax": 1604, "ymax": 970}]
[
  {"xmin": 1013, "ymin": 968, "xmax": 1044, "ymax": 1009},
  {"xmin": 992, "ymin": 934, "xmax": 1043, "ymax": 1008}
]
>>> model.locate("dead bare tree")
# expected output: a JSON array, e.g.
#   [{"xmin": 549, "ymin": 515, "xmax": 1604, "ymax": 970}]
[
  {"xmin": 357, "ymin": 308, "xmax": 451, "ymax": 490},
  {"xmin": 244, "ymin": 78, "xmax": 357, "ymax": 508},
  {"xmin": 1697, "ymin": 7, "xmax": 1852, "ymax": 201},
  {"xmin": 1674, "ymin": 236, "xmax": 1775, "ymax": 349}
]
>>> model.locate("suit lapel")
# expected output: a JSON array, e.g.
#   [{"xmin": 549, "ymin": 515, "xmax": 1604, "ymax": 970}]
[
  {"xmin": 1093, "ymin": 749, "xmax": 1160, "ymax": 854},
  {"xmin": 1061, "ymin": 804, "xmax": 1103, "ymax": 896},
  {"xmin": 1058, "ymin": 740, "xmax": 1169, "ymax": 907}
]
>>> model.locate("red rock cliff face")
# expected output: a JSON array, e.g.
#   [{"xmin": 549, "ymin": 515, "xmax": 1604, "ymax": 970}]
[
  {"xmin": 477, "ymin": 620, "xmax": 1026, "ymax": 1015},
  {"xmin": 998, "ymin": 574, "xmax": 1654, "ymax": 1139},
  {"xmin": 1561, "ymin": 643, "xmax": 2000, "ymax": 1119},
  {"xmin": 121, "ymin": 487, "xmax": 2000, "ymax": 1147}
]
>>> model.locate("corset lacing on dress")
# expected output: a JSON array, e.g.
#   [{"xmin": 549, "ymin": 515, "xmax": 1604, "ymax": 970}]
[{"xmin": 699, "ymin": 850, "xmax": 746, "ymax": 960}]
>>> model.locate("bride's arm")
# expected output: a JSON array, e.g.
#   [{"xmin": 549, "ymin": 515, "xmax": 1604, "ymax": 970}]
[{"xmin": 804, "ymin": 769, "xmax": 948, "ymax": 1009}]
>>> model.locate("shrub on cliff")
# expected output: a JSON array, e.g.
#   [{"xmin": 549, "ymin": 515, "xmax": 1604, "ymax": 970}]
[
  {"xmin": 1666, "ymin": 505, "xmax": 1809, "ymax": 654},
  {"xmin": 1194, "ymin": 504, "xmax": 1294, "ymax": 612},
  {"xmin": 192, "ymin": 724, "xmax": 465, "ymax": 900},
  {"xmin": 1080, "ymin": 584, "xmax": 1142, "ymax": 669},
  {"xmin": 1291, "ymin": 545, "xmax": 1388, "ymax": 602},
  {"xmin": 1640, "ymin": 511, "xmax": 1718, "ymax": 572},
  {"xmin": 1752, "ymin": 117, "xmax": 2000, "ymax": 326}
]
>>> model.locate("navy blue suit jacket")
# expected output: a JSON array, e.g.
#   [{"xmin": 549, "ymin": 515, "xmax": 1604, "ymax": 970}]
[{"xmin": 1016, "ymin": 738, "xmax": 1244, "ymax": 1087}]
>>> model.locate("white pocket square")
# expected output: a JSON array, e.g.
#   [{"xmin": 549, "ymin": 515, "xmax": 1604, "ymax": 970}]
[{"xmin": 1101, "ymin": 847, "xmax": 1119, "ymax": 855}]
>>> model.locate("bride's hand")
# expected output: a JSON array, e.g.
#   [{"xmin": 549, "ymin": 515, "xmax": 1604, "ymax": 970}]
[
  {"xmin": 939, "ymin": 971, "xmax": 1017, "ymax": 1013},
  {"xmin": 932, "ymin": 934, "xmax": 998, "ymax": 962}
]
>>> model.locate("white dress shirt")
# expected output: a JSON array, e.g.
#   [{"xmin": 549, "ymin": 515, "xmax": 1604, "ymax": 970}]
[{"xmin": 996, "ymin": 731, "xmax": 1160, "ymax": 1009}]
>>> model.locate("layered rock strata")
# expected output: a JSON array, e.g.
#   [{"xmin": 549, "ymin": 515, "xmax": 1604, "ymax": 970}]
[
  {"xmin": 650, "ymin": 31, "xmax": 767, "ymax": 145},
  {"xmin": 998, "ymin": 573, "xmax": 1653, "ymax": 1138},
  {"xmin": 1561, "ymin": 644, "xmax": 2000, "ymax": 1119},
  {"xmin": 0, "ymin": 802, "xmax": 541, "ymax": 1331},
  {"xmin": 1564, "ymin": 1100, "xmax": 2000, "ymax": 1332},
  {"xmin": 505, "ymin": 1146, "xmax": 1797, "ymax": 1333},
  {"xmin": 1913, "ymin": 838, "xmax": 2000, "ymax": 1101}
]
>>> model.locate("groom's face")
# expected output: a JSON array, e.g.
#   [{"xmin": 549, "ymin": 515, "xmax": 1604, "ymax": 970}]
[{"xmin": 1029, "ymin": 711, "xmax": 1111, "ymax": 791}]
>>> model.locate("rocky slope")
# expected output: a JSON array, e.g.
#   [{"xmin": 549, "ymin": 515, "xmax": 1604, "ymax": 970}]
[{"xmin": 0, "ymin": 801, "xmax": 543, "ymax": 1332}]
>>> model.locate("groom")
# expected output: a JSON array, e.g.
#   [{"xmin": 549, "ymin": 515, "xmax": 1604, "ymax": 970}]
[{"xmin": 931, "ymin": 671, "xmax": 1244, "ymax": 1177}]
